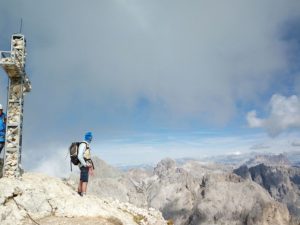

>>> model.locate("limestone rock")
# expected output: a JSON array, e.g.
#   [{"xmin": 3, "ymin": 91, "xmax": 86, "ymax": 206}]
[
  {"xmin": 145, "ymin": 163, "xmax": 290, "ymax": 225},
  {"xmin": 90, "ymin": 157, "xmax": 123, "ymax": 179},
  {"xmin": 193, "ymin": 173, "xmax": 290, "ymax": 225},
  {"xmin": 75, "ymin": 157, "xmax": 291, "ymax": 225},
  {"xmin": 234, "ymin": 163, "xmax": 300, "ymax": 224},
  {"xmin": 0, "ymin": 172, "xmax": 166, "ymax": 225}
]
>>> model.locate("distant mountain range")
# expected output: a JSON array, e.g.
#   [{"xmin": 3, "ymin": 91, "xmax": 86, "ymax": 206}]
[
  {"xmin": 176, "ymin": 151, "xmax": 300, "ymax": 167},
  {"xmin": 65, "ymin": 151, "xmax": 300, "ymax": 225},
  {"xmin": 285, "ymin": 151, "xmax": 300, "ymax": 167},
  {"xmin": 116, "ymin": 163, "xmax": 155, "ymax": 172},
  {"xmin": 117, "ymin": 150, "xmax": 300, "ymax": 171}
]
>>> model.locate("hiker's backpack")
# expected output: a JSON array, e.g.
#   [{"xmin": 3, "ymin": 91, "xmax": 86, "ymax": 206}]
[
  {"xmin": 69, "ymin": 142, "xmax": 94, "ymax": 171},
  {"xmin": 69, "ymin": 142, "xmax": 85, "ymax": 170}
]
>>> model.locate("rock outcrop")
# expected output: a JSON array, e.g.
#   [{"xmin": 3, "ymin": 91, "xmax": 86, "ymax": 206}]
[
  {"xmin": 146, "ymin": 159, "xmax": 290, "ymax": 225},
  {"xmin": 91, "ymin": 157, "xmax": 123, "ymax": 178},
  {"xmin": 234, "ymin": 163, "xmax": 300, "ymax": 224},
  {"xmin": 68, "ymin": 157, "xmax": 291, "ymax": 225},
  {"xmin": 191, "ymin": 173, "xmax": 290, "ymax": 225},
  {"xmin": 0, "ymin": 172, "xmax": 166, "ymax": 225}
]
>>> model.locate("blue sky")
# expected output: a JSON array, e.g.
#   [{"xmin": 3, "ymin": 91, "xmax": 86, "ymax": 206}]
[{"xmin": 0, "ymin": 0, "xmax": 300, "ymax": 175}]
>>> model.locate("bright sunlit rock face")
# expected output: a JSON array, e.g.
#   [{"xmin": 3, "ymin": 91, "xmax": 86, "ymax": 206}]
[
  {"xmin": 0, "ymin": 172, "xmax": 166, "ymax": 225},
  {"xmin": 65, "ymin": 156, "xmax": 297, "ymax": 225}
]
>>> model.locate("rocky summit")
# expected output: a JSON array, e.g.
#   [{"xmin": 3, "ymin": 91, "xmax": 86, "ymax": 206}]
[
  {"xmin": 145, "ymin": 159, "xmax": 290, "ymax": 225},
  {"xmin": 234, "ymin": 163, "xmax": 300, "ymax": 225},
  {"xmin": 66, "ymin": 157, "xmax": 293, "ymax": 225},
  {"xmin": 0, "ymin": 172, "xmax": 166, "ymax": 225}
]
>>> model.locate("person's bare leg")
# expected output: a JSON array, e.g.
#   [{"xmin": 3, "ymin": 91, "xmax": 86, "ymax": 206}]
[
  {"xmin": 78, "ymin": 180, "xmax": 83, "ymax": 193},
  {"xmin": 81, "ymin": 182, "xmax": 88, "ymax": 194}
]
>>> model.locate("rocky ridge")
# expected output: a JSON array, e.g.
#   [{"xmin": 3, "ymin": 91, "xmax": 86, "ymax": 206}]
[
  {"xmin": 147, "ymin": 159, "xmax": 290, "ymax": 225},
  {"xmin": 67, "ymin": 157, "xmax": 292, "ymax": 225},
  {"xmin": 0, "ymin": 172, "xmax": 166, "ymax": 225},
  {"xmin": 234, "ymin": 163, "xmax": 300, "ymax": 225}
]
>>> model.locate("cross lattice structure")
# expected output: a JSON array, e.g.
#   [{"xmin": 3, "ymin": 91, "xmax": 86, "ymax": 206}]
[{"xmin": 0, "ymin": 34, "xmax": 31, "ymax": 178}]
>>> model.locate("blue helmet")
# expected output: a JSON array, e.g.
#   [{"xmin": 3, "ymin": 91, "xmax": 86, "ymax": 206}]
[{"xmin": 84, "ymin": 132, "xmax": 93, "ymax": 142}]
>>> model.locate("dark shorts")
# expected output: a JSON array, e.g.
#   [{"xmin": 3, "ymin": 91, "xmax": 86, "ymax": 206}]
[{"xmin": 80, "ymin": 166, "xmax": 89, "ymax": 182}]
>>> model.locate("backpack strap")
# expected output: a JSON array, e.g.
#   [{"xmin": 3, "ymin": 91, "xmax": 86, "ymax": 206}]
[{"xmin": 81, "ymin": 141, "xmax": 89, "ymax": 147}]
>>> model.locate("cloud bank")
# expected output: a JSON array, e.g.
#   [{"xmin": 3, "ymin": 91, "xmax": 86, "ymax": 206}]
[
  {"xmin": 1, "ymin": 0, "xmax": 299, "ymax": 132},
  {"xmin": 0, "ymin": 1, "xmax": 300, "ymax": 168},
  {"xmin": 247, "ymin": 94, "xmax": 300, "ymax": 136}
]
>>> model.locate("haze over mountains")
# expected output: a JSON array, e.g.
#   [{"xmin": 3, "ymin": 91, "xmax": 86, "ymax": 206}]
[
  {"xmin": 202, "ymin": 151, "xmax": 300, "ymax": 167},
  {"xmin": 117, "ymin": 151, "xmax": 300, "ymax": 171}
]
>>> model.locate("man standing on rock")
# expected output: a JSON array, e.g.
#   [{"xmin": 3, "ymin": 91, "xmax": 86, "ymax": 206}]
[
  {"xmin": 77, "ymin": 132, "xmax": 94, "ymax": 196},
  {"xmin": 0, "ymin": 104, "xmax": 6, "ymax": 155}
]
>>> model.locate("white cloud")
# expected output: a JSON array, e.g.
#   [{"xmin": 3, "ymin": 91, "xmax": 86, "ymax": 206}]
[
  {"xmin": 247, "ymin": 111, "xmax": 265, "ymax": 128},
  {"xmin": 247, "ymin": 94, "xmax": 300, "ymax": 136},
  {"xmin": 1, "ymin": 0, "xmax": 300, "ymax": 133}
]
